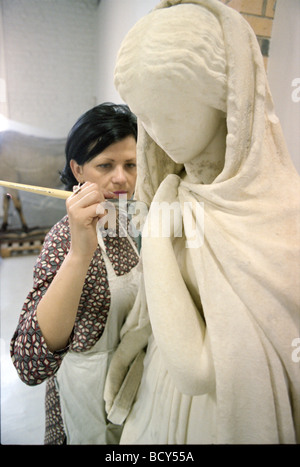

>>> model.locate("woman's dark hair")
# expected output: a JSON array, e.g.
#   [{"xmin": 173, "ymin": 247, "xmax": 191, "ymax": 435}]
[{"xmin": 60, "ymin": 102, "xmax": 137, "ymax": 190}]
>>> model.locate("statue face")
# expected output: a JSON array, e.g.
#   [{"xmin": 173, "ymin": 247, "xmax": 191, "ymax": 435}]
[{"xmin": 126, "ymin": 74, "xmax": 223, "ymax": 165}]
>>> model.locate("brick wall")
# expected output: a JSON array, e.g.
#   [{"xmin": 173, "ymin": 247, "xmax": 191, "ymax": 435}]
[{"xmin": 219, "ymin": 0, "xmax": 277, "ymax": 69}]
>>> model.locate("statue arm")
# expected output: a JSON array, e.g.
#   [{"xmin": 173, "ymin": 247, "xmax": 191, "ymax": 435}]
[{"xmin": 142, "ymin": 235, "xmax": 215, "ymax": 396}]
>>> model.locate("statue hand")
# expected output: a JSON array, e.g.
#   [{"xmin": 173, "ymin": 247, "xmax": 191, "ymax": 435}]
[{"xmin": 143, "ymin": 175, "xmax": 182, "ymax": 241}]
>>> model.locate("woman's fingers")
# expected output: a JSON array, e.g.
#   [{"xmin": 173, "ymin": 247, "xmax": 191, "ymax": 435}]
[
  {"xmin": 69, "ymin": 182, "xmax": 101, "ymax": 204},
  {"xmin": 67, "ymin": 182, "xmax": 118, "ymax": 226},
  {"xmin": 68, "ymin": 182, "xmax": 116, "ymax": 208},
  {"xmin": 71, "ymin": 181, "xmax": 116, "ymax": 200}
]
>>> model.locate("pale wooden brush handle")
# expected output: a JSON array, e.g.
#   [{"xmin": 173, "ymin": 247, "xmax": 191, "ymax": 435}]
[
  {"xmin": 0, "ymin": 180, "xmax": 72, "ymax": 199},
  {"xmin": 0, "ymin": 180, "xmax": 135, "ymax": 207}
]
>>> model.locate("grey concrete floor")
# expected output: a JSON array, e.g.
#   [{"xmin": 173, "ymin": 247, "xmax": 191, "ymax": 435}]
[{"xmin": 1, "ymin": 254, "xmax": 46, "ymax": 445}]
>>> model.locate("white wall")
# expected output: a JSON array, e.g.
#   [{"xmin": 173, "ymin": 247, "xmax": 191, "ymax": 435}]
[
  {"xmin": 96, "ymin": 0, "xmax": 158, "ymax": 104},
  {"xmin": 2, "ymin": 0, "xmax": 98, "ymax": 137},
  {"xmin": 1, "ymin": 0, "xmax": 159, "ymax": 135},
  {"xmin": 267, "ymin": 0, "xmax": 300, "ymax": 173}
]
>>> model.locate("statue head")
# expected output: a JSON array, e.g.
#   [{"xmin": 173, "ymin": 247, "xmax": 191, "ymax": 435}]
[
  {"xmin": 113, "ymin": 0, "xmax": 276, "ymax": 203},
  {"xmin": 114, "ymin": 4, "xmax": 227, "ymax": 168},
  {"xmin": 114, "ymin": 3, "xmax": 227, "ymax": 112}
]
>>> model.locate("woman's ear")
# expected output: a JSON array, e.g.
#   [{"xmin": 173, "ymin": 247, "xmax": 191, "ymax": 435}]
[{"xmin": 70, "ymin": 159, "xmax": 84, "ymax": 183}]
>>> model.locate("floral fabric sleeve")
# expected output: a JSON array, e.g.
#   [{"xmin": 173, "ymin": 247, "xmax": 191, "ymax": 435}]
[{"xmin": 10, "ymin": 217, "xmax": 71, "ymax": 386}]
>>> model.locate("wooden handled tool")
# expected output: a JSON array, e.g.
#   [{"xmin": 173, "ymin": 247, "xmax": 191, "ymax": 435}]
[
  {"xmin": 0, "ymin": 180, "xmax": 73, "ymax": 199},
  {"xmin": 0, "ymin": 180, "xmax": 133, "ymax": 205}
]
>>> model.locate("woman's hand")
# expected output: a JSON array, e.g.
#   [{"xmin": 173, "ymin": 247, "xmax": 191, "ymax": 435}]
[{"xmin": 66, "ymin": 182, "xmax": 115, "ymax": 259}]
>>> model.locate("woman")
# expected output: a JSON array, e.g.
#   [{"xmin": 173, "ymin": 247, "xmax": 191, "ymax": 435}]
[
  {"xmin": 10, "ymin": 102, "xmax": 140, "ymax": 444},
  {"xmin": 104, "ymin": 0, "xmax": 300, "ymax": 444}
]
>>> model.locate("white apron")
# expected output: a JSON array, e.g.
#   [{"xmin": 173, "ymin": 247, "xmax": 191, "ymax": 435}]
[{"xmin": 56, "ymin": 227, "xmax": 140, "ymax": 445}]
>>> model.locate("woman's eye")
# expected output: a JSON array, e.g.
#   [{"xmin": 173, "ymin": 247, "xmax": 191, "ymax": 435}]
[
  {"xmin": 126, "ymin": 163, "xmax": 137, "ymax": 169},
  {"xmin": 98, "ymin": 164, "xmax": 111, "ymax": 169}
]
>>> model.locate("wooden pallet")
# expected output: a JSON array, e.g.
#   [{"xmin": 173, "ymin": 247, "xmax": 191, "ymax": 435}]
[{"xmin": 0, "ymin": 228, "xmax": 49, "ymax": 258}]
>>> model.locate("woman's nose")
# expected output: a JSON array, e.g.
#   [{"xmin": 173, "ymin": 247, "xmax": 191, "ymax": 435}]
[{"xmin": 111, "ymin": 166, "xmax": 127, "ymax": 184}]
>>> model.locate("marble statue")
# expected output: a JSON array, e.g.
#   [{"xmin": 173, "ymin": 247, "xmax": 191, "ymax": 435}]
[{"xmin": 104, "ymin": 0, "xmax": 300, "ymax": 444}]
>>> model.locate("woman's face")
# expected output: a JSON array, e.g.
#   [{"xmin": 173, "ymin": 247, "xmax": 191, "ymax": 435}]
[{"xmin": 71, "ymin": 135, "xmax": 137, "ymax": 199}]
